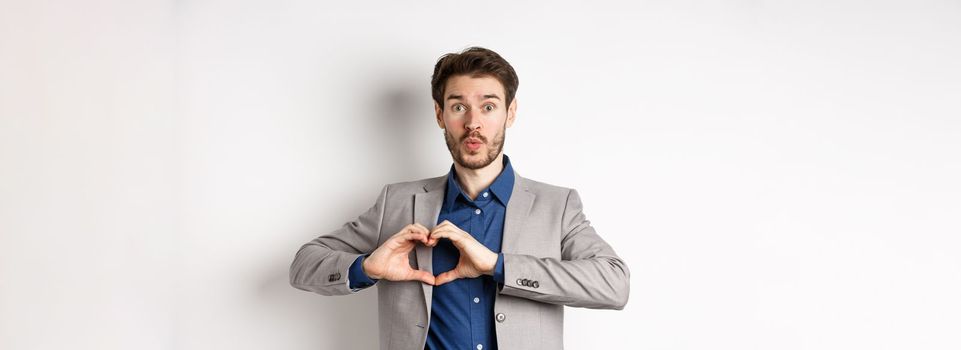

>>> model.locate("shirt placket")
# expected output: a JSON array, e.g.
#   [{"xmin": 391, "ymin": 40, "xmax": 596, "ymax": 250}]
[{"xmin": 469, "ymin": 196, "xmax": 487, "ymax": 350}]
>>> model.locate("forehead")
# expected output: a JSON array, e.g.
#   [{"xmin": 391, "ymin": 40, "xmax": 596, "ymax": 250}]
[{"xmin": 444, "ymin": 75, "xmax": 506, "ymax": 100}]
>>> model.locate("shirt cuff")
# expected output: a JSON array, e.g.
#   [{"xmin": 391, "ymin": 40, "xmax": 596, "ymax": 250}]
[
  {"xmin": 493, "ymin": 253, "xmax": 505, "ymax": 284},
  {"xmin": 348, "ymin": 254, "xmax": 378, "ymax": 291}
]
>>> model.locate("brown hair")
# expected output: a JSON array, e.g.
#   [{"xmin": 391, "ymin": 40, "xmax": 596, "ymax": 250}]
[{"xmin": 431, "ymin": 47, "xmax": 519, "ymax": 108}]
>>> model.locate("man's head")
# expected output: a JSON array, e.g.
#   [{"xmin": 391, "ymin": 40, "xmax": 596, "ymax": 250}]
[{"xmin": 431, "ymin": 47, "xmax": 519, "ymax": 170}]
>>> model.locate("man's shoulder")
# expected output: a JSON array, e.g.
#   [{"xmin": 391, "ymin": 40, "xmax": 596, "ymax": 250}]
[
  {"xmin": 516, "ymin": 176, "xmax": 578, "ymax": 204},
  {"xmin": 382, "ymin": 175, "xmax": 447, "ymax": 195}
]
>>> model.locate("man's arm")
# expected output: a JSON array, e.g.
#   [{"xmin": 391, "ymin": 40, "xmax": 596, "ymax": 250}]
[
  {"xmin": 289, "ymin": 185, "xmax": 388, "ymax": 295},
  {"xmin": 499, "ymin": 189, "xmax": 631, "ymax": 310}
]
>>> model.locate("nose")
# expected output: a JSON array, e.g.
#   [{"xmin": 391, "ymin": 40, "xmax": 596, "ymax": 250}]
[{"xmin": 464, "ymin": 110, "xmax": 481, "ymax": 131}]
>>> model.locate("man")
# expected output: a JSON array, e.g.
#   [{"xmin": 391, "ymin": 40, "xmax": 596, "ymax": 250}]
[{"xmin": 289, "ymin": 47, "xmax": 630, "ymax": 350}]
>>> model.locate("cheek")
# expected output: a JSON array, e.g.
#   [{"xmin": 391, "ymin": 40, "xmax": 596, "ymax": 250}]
[{"xmin": 443, "ymin": 117, "xmax": 465, "ymax": 130}]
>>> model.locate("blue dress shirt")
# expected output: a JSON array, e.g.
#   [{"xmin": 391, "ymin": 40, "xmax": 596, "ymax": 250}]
[{"xmin": 348, "ymin": 154, "xmax": 515, "ymax": 350}]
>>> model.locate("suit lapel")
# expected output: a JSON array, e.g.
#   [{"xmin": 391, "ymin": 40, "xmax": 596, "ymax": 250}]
[
  {"xmin": 413, "ymin": 176, "xmax": 445, "ymax": 317},
  {"xmin": 502, "ymin": 172, "xmax": 535, "ymax": 254}
]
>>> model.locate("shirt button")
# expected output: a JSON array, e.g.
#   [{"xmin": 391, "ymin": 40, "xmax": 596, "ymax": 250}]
[
  {"xmin": 473, "ymin": 297, "xmax": 480, "ymax": 303},
  {"xmin": 474, "ymin": 208, "xmax": 481, "ymax": 215},
  {"xmin": 482, "ymin": 192, "xmax": 489, "ymax": 198},
  {"xmin": 477, "ymin": 344, "xmax": 483, "ymax": 350}
]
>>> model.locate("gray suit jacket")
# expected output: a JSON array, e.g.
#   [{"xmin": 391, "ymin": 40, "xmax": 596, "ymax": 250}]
[{"xmin": 289, "ymin": 170, "xmax": 630, "ymax": 349}]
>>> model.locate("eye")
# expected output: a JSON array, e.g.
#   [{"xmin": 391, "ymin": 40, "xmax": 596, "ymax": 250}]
[
  {"xmin": 483, "ymin": 104, "xmax": 495, "ymax": 112},
  {"xmin": 452, "ymin": 104, "xmax": 466, "ymax": 112}
]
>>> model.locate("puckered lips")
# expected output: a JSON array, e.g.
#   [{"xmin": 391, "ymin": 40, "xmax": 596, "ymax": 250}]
[{"xmin": 464, "ymin": 137, "xmax": 484, "ymax": 152}]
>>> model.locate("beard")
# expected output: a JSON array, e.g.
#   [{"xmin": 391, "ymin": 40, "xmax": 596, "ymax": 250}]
[{"xmin": 443, "ymin": 126, "xmax": 505, "ymax": 170}]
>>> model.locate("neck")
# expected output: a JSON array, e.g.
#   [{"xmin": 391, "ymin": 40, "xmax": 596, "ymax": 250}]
[{"xmin": 453, "ymin": 152, "xmax": 505, "ymax": 201}]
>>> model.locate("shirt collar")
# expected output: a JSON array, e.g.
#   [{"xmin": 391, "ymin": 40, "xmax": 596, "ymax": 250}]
[{"xmin": 444, "ymin": 154, "xmax": 515, "ymax": 208}]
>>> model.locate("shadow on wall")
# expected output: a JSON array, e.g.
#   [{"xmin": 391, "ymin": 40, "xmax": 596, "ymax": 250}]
[
  {"xmin": 365, "ymin": 72, "xmax": 436, "ymax": 181},
  {"xmin": 257, "ymin": 60, "xmax": 432, "ymax": 349}
]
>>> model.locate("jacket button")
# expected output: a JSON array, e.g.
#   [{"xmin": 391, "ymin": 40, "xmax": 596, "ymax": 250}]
[
  {"xmin": 495, "ymin": 313, "xmax": 506, "ymax": 323},
  {"xmin": 516, "ymin": 278, "xmax": 523, "ymax": 286},
  {"xmin": 531, "ymin": 281, "xmax": 539, "ymax": 288}
]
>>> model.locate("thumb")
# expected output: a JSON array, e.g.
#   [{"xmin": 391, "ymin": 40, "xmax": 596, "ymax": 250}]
[
  {"xmin": 410, "ymin": 270, "xmax": 436, "ymax": 285},
  {"xmin": 434, "ymin": 270, "xmax": 461, "ymax": 286}
]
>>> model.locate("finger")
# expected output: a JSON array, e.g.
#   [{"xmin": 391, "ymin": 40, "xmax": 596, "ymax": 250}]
[
  {"xmin": 397, "ymin": 230, "xmax": 428, "ymax": 245},
  {"xmin": 392, "ymin": 225, "xmax": 416, "ymax": 238},
  {"xmin": 412, "ymin": 224, "xmax": 431, "ymax": 243},
  {"xmin": 413, "ymin": 222, "xmax": 429, "ymax": 234},
  {"xmin": 431, "ymin": 221, "xmax": 465, "ymax": 237},
  {"xmin": 426, "ymin": 227, "xmax": 440, "ymax": 246},
  {"xmin": 439, "ymin": 220, "xmax": 463, "ymax": 231},
  {"xmin": 433, "ymin": 220, "xmax": 451, "ymax": 231},
  {"xmin": 427, "ymin": 227, "xmax": 453, "ymax": 246},
  {"xmin": 429, "ymin": 227, "xmax": 465, "ymax": 245},
  {"xmin": 434, "ymin": 270, "xmax": 461, "ymax": 286},
  {"xmin": 410, "ymin": 230, "xmax": 429, "ymax": 243}
]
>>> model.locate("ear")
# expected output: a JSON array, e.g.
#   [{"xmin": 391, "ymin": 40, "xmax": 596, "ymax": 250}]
[
  {"xmin": 506, "ymin": 98, "xmax": 517, "ymax": 128},
  {"xmin": 434, "ymin": 101, "xmax": 445, "ymax": 129}
]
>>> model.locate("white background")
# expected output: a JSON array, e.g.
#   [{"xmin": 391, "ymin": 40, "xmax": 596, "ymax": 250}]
[{"xmin": 2, "ymin": 1, "xmax": 960, "ymax": 349}]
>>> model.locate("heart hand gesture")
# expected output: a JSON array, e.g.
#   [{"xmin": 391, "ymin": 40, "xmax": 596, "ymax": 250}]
[{"xmin": 428, "ymin": 220, "xmax": 499, "ymax": 286}]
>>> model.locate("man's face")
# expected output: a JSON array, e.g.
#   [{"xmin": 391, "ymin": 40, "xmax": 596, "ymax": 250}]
[{"xmin": 435, "ymin": 75, "xmax": 517, "ymax": 170}]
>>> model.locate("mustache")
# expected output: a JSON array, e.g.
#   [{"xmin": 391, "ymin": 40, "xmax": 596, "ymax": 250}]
[{"xmin": 461, "ymin": 132, "xmax": 486, "ymax": 143}]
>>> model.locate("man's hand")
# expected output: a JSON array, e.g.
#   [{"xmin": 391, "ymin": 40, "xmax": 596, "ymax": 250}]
[
  {"xmin": 362, "ymin": 223, "xmax": 435, "ymax": 285},
  {"xmin": 428, "ymin": 220, "xmax": 499, "ymax": 286}
]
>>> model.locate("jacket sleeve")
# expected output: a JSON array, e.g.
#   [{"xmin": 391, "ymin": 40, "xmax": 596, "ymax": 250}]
[
  {"xmin": 289, "ymin": 185, "xmax": 388, "ymax": 295},
  {"xmin": 499, "ymin": 189, "xmax": 631, "ymax": 310}
]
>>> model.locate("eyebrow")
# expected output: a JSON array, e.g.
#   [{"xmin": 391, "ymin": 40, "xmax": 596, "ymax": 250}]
[{"xmin": 446, "ymin": 94, "xmax": 502, "ymax": 101}]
